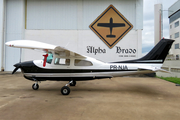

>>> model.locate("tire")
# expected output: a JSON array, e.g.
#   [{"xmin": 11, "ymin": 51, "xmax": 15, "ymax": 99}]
[
  {"xmin": 70, "ymin": 81, "xmax": 76, "ymax": 86},
  {"xmin": 32, "ymin": 83, "xmax": 39, "ymax": 90},
  {"xmin": 61, "ymin": 86, "xmax": 70, "ymax": 95}
]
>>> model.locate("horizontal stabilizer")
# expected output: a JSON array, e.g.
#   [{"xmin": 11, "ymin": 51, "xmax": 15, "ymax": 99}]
[{"xmin": 138, "ymin": 66, "xmax": 171, "ymax": 73}]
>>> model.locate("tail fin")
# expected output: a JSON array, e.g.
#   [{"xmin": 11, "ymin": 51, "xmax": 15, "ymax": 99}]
[
  {"xmin": 113, "ymin": 39, "xmax": 174, "ymax": 63},
  {"xmin": 139, "ymin": 39, "xmax": 174, "ymax": 63}
]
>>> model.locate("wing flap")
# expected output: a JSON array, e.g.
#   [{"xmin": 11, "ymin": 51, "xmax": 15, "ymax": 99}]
[{"xmin": 54, "ymin": 46, "xmax": 84, "ymax": 57}]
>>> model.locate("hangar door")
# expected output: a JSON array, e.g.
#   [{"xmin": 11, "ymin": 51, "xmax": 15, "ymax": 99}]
[
  {"xmin": 26, "ymin": 0, "xmax": 136, "ymax": 30},
  {"xmin": 5, "ymin": 0, "xmax": 24, "ymax": 71}
]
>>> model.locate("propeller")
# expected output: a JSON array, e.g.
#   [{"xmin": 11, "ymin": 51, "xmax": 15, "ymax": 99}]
[
  {"xmin": 12, "ymin": 48, "xmax": 22, "ymax": 74},
  {"xmin": 12, "ymin": 63, "xmax": 21, "ymax": 74}
]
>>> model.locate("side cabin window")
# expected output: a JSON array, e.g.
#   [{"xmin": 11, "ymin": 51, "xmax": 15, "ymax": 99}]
[
  {"xmin": 54, "ymin": 58, "xmax": 70, "ymax": 66},
  {"xmin": 74, "ymin": 59, "xmax": 93, "ymax": 66},
  {"xmin": 45, "ymin": 52, "xmax": 53, "ymax": 64}
]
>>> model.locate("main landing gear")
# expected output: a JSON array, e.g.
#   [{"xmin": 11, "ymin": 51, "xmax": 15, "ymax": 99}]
[
  {"xmin": 61, "ymin": 80, "xmax": 76, "ymax": 95},
  {"xmin": 31, "ymin": 78, "xmax": 76, "ymax": 95}
]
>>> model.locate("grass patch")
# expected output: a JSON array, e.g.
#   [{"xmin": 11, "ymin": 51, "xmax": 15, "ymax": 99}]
[{"xmin": 157, "ymin": 76, "xmax": 180, "ymax": 85}]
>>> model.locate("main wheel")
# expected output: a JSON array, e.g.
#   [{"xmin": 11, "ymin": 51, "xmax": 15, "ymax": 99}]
[
  {"xmin": 32, "ymin": 83, "xmax": 39, "ymax": 90},
  {"xmin": 70, "ymin": 81, "xmax": 76, "ymax": 86},
  {"xmin": 61, "ymin": 86, "xmax": 70, "ymax": 95}
]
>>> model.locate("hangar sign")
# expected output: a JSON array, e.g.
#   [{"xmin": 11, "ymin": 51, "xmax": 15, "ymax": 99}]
[{"xmin": 89, "ymin": 5, "xmax": 133, "ymax": 49}]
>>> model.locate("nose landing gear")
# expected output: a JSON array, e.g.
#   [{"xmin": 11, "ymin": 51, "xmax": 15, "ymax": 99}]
[
  {"xmin": 32, "ymin": 83, "xmax": 39, "ymax": 90},
  {"xmin": 32, "ymin": 78, "xmax": 40, "ymax": 90}
]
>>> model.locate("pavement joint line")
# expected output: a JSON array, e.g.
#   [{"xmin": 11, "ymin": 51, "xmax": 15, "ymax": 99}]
[
  {"xmin": 0, "ymin": 97, "xmax": 20, "ymax": 109},
  {"xmin": 0, "ymin": 93, "xmax": 33, "ymax": 109}
]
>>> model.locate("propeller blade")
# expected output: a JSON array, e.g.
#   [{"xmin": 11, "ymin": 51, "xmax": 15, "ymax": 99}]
[
  {"xmin": 12, "ymin": 66, "xmax": 20, "ymax": 74},
  {"xmin": 12, "ymin": 63, "xmax": 21, "ymax": 74}
]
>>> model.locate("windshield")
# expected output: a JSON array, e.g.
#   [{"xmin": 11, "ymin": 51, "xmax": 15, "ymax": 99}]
[{"xmin": 46, "ymin": 53, "xmax": 53, "ymax": 64}]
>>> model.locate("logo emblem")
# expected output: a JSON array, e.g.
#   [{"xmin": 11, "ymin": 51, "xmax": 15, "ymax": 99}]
[{"xmin": 89, "ymin": 5, "xmax": 133, "ymax": 49}]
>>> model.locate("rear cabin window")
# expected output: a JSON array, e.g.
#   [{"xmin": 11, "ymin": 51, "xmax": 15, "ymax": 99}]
[
  {"xmin": 74, "ymin": 59, "xmax": 93, "ymax": 66},
  {"xmin": 54, "ymin": 58, "xmax": 70, "ymax": 66}
]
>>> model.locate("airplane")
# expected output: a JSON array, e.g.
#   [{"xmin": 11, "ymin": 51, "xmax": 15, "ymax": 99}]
[
  {"xmin": 5, "ymin": 38, "xmax": 174, "ymax": 95},
  {"xmin": 97, "ymin": 17, "xmax": 125, "ymax": 38}
]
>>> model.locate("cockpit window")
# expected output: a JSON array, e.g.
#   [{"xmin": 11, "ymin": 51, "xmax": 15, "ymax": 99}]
[
  {"xmin": 46, "ymin": 53, "xmax": 53, "ymax": 64},
  {"xmin": 54, "ymin": 58, "xmax": 70, "ymax": 66},
  {"xmin": 74, "ymin": 59, "xmax": 93, "ymax": 66}
]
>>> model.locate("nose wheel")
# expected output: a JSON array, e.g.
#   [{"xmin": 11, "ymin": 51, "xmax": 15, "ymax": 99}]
[
  {"xmin": 32, "ymin": 83, "xmax": 39, "ymax": 90},
  {"xmin": 32, "ymin": 78, "xmax": 40, "ymax": 90}
]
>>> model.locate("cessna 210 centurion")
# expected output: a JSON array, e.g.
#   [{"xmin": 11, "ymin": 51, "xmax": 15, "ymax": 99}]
[{"xmin": 5, "ymin": 38, "xmax": 174, "ymax": 95}]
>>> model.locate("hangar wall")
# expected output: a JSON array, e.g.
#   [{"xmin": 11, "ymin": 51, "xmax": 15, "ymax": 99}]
[
  {"xmin": 5, "ymin": 0, "xmax": 25, "ymax": 71},
  {"xmin": 0, "ymin": 0, "xmax": 5, "ymax": 71},
  {"xmin": 1, "ymin": 0, "xmax": 143, "ymax": 71},
  {"xmin": 26, "ymin": 0, "xmax": 142, "ymax": 30}
]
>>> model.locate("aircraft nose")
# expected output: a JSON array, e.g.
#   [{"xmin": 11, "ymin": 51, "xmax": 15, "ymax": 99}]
[
  {"xmin": 12, "ymin": 61, "xmax": 35, "ymax": 74},
  {"xmin": 14, "ymin": 62, "xmax": 21, "ymax": 67},
  {"xmin": 12, "ymin": 62, "xmax": 22, "ymax": 74}
]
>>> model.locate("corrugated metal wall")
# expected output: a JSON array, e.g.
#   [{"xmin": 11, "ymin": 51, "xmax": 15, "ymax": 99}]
[
  {"xmin": 27, "ymin": 0, "xmax": 78, "ymax": 29},
  {"xmin": 26, "ymin": 0, "xmax": 142, "ymax": 30}
]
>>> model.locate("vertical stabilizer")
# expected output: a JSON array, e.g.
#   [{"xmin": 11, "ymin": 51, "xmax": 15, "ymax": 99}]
[{"xmin": 112, "ymin": 39, "xmax": 174, "ymax": 63}]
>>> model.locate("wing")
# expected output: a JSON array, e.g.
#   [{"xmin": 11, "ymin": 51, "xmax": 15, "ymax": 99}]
[
  {"xmin": 138, "ymin": 66, "xmax": 170, "ymax": 73},
  {"xmin": 5, "ymin": 40, "xmax": 85, "ymax": 58}
]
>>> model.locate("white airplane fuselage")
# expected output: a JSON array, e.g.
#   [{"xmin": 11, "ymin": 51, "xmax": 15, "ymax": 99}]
[{"xmin": 20, "ymin": 56, "xmax": 161, "ymax": 81}]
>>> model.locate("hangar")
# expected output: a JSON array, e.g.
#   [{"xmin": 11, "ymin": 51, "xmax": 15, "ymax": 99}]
[{"xmin": 0, "ymin": 0, "xmax": 143, "ymax": 71}]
